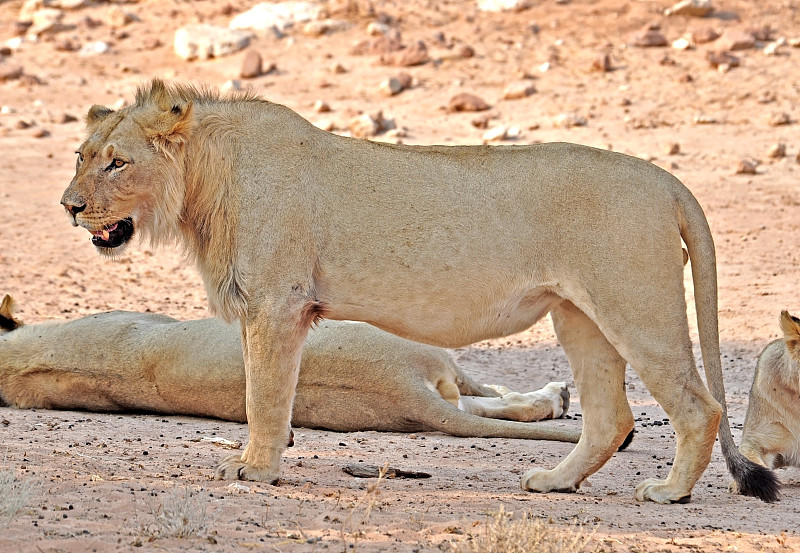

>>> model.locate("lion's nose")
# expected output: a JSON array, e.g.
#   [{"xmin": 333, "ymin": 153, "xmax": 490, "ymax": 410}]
[{"xmin": 62, "ymin": 201, "xmax": 86, "ymax": 216}]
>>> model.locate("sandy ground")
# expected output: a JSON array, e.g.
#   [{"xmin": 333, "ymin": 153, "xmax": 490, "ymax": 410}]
[{"xmin": 1, "ymin": 0, "xmax": 800, "ymax": 551}]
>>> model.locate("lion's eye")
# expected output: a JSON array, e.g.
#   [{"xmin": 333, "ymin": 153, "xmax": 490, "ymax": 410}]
[{"xmin": 105, "ymin": 158, "xmax": 127, "ymax": 172}]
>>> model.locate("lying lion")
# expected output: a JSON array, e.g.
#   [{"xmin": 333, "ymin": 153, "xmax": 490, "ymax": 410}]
[
  {"xmin": 730, "ymin": 311, "xmax": 800, "ymax": 500},
  {"xmin": 0, "ymin": 295, "xmax": 577, "ymax": 441},
  {"xmin": 59, "ymin": 79, "xmax": 775, "ymax": 503}
]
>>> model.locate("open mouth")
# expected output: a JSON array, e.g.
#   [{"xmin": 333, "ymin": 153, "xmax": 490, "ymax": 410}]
[{"xmin": 90, "ymin": 218, "xmax": 134, "ymax": 249}]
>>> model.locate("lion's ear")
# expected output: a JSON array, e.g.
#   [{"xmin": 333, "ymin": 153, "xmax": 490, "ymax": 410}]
[
  {"xmin": 0, "ymin": 294, "xmax": 21, "ymax": 332},
  {"xmin": 145, "ymin": 100, "xmax": 195, "ymax": 150},
  {"xmin": 779, "ymin": 311, "xmax": 800, "ymax": 358},
  {"xmin": 86, "ymin": 104, "xmax": 114, "ymax": 132}
]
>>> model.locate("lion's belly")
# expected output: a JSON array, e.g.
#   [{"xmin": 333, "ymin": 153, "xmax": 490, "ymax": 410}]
[{"xmin": 325, "ymin": 288, "xmax": 563, "ymax": 349}]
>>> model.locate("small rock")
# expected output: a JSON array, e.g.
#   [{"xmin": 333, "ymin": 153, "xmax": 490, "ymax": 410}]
[
  {"xmin": 394, "ymin": 72, "xmax": 413, "ymax": 89},
  {"xmin": 477, "ymin": 0, "xmax": 533, "ymax": 12},
  {"xmin": 457, "ymin": 44, "xmax": 475, "ymax": 58},
  {"xmin": 302, "ymin": 19, "xmax": 348, "ymax": 37},
  {"xmin": 766, "ymin": 143, "xmax": 786, "ymax": 159},
  {"xmin": 140, "ymin": 37, "xmax": 161, "ymax": 50},
  {"xmin": 664, "ymin": 0, "xmax": 714, "ymax": 17},
  {"xmin": 471, "ymin": 114, "xmax": 491, "ymax": 129},
  {"xmin": 788, "ymin": 37, "xmax": 800, "ymax": 47},
  {"xmin": 350, "ymin": 30, "xmax": 403, "ymax": 55},
  {"xmin": 55, "ymin": 112, "xmax": 78, "ymax": 124},
  {"xmin": 693, "ymin": 113, "xmax": 717, "ymax": 124},
  {"xmin": 735, "ymin": 158, "xmax": 758, "ymax": 174},
  {"xmin": 672, "ymin": 37, "xmax": 692, "ymax": 50},
  {"xmin": 28, "ymin": 7, "xmax": 66, "ymax": 36},
  {"xmin": 379, "ymin": 76, "xmax": 404, "ymax": 96},
  {"xmin": 240, "ymin": 49, "xmax": 263, "ymax": 79},
  {"xmin": 554, "ymin": 112, "xmax": 587, "ymax": 128},
  {"xmin": 747, "ymin": 26, "xmax": 772, "ymax": 42},
  {"xmin": 366, "ymin": 21, "xmax": 391, "ymax": 36},
  {"xmin": 106, "ymin": 6, "xmax": 136, "ymax": 28},
  {"xmin": 767, "ymin": 112, "xmax": 791, "ymax": 126},
  {"xmin": 78, "ymin": 41, "xmax": 110, "ymax": 56},
  {"xmin": 716, "ymin": 29, "xmax": 756, "ymax": 51},
  {"xmin": 349, "ymin": 113, "xmax": 379, "ymax": 138},
  {"xmin": 174, "ymin": 25, "xmax": 252, "ymax": 61},
  {"xmin": 380, "ymin": 40, "xmax": 429, "ymax": 67},
  {"xmin": 53, "ymin": 37, "xmax": 79, "ymax": 51},
  {"xmin": 330, "ymin": 62, "xmax": 347, "ymax": 74},
  {"xmin": 0, "ymin": 64, "xmax": 24, "ymax": 82},
  {"xmin": 502, "ymin": 81, "xmax": 536, "ymax": 100},
  {"xmin": 630, "ymin": 24, "xmax": 668, "ymax": 47},
  {"xmin": 686, "ymin": 27, "xmax": 720, "ymax": 44},
  {"xmin": 32, "ymin": 127, "xmax": 49, "ymax": 138},
  {"xmin": 664, "ymin": 143, "xmax": 681, "ymax": 155},
  {"xmin": 448, "ymin": 93, "xmax": 490, "ymax": 112},
  {"xmin": 313, "ymin": 100, "xmax": 331, "ymax": 113},
  {"xmin": 15, "ymin": 118, "xmax": 35, "ymax": 129},
  {"xmin": 762, "ymin": 39, "xmax": 784, "ymax": 56},
  {"xmin": 706, "ymin": 50, "xmax": 739, "ymax": 69},
  {"xmin": 229, "ymin": 1, "xmax": 322, "ymax": 34},
  {"xmin": 315, "ymin": 119, "xmax": 335, "ymax": 132},
  {"xmin": 591, "ymin": 52, "xmax": 612, "ymax": 71},
  {"xmin": 482, "ymin": 125, "xmax": 508, "ymax": 142}
]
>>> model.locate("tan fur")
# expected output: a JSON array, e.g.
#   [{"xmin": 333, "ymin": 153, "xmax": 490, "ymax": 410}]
[
  {"xmin": 731, "ymin": 311, "xmax": 800, "ymax": 495},
  {"xmin": 60, "ymin": 78, "xmax": 755, "ymax": 503},
  {"xmin": 0, "ymin": 296, "xmax": 574, "ymax": 439}
]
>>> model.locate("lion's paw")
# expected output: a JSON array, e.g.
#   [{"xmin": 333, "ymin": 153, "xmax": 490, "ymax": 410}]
[
  {"xmin": 520, "ymin": 468, "xmax": 580, "ymax": 494},
  {"xmin": 541, "ymin": 382, "xmax": 570, "ymax": 418},
  {"xmin": 634, "ymin": 478, "xmax": 691, "ymax": 504},
  {"xmin": 215, "ymin": 453, "xmax": 280, "ymax": 484}
]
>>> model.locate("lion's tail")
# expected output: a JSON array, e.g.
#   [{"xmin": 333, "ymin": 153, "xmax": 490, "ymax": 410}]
[{"xmin": 678, "ymin": 190, "xmax": 780, "ymax": 503}]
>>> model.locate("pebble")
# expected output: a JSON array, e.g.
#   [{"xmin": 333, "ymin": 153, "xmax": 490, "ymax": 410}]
[
  {"xmin": 315, "ymin": 119, "xmax": 335, "ymax": 132},
  {"xmin": 28, "ymin": 8, "xmax": 65, "ymax": 36},
  {"xmin": 0, "ymin": 64, "xmax": 23, "ymax": 82},
  {"xmin": 554, "ymin": 112, "xmax": 587, "ymax": 128},
  {"xmin": 240, "ymin": 49, "xmax": 263, "ymax": 79},
  {"xmin": 477, "ymin": 0, "xmax": 533, "ymax": 12},
  {"xmin": 220, "ymin": 79, "xmax": 242, "ymax": 93},
  {"xmin": 693, "ymin": 113, "xmax": 717, "ymax": 124},
  {"xmin": 380, "ymin": 40, "xmax": 429, "ymax": 67},
  {"xmin": 706, "ymin": 50, "xmax": 739, "ymax": 70},
  {"xmin": 687, "ymin": 27, "xmax": 720, "ymax": 44},
  {"xmin": 448, "ymin": 93, "xmax": 490, "ymax": 112},
  {"xmin": 229, "ymin": 1, "xmax": 322, "ymax": 34},
  {"xmin": 106, "ymin": 6, "xmax": 136, "ymax": 28},
  {"xmin": 735, "ymin": 158, "xmax": 758, "ymax": 174},
  {"xmin": 502, "ymin": 81, "xmax": 536, "ymax": 100},
  {"xmin": 763, "ymin": 39, "xmax": 784, "ymax": 56},
  {"xmin": 457, "ymin": 45, "xmax": 475, "ymax": 58},
  {"xmin": 366, "ymin": 21, "xmax": 391, "ymax": 36},
  {"xmin": 629, "ymin": 24, "xmax": 668, "ymax": 47},
  {"xmin": 664, "ymin": 0, "xmax": 714, "ymax": 17},
  {"xmin": 482, "ymin": 125, "xmax": 508, "ymax": 142},
  {"xmin": 302, "ymin": 19, "xmax": 349, "ymax": 37},
  {"xmin": 766, "ymin": 143, "xmax": 786, "ymax": 159},
  {"xmin": 716, "ymin": 29, "xmax": 756, "ymax": 51},
  {"xmin": 78, "ymin": 41, "xmax": 109, "ymax": 56},
  {"xmin": 349, "ymin": 113, "xmax": 379, "ymax": 138},
  {"xmin": 330, "ymin": 62, "xmax": 347, "ymax": 74},
  {"xmin": 379, "ymin": 76, "xmax": 404, "ymax": 97},
  {"xmin": 32, "ymin": 127, "xmax": 49, "ymax": 138},
  {"xmin": 672, "ymin": 37, "xmax": 692, "ymax": 50},
  {"xmin": 767, "ymin": 112, "xmax": 791, "ymax": 126},
  {"xmin": 664, "ymin": 143, "xmax": 681, "ymax": 155},
  {"xmin": 173, "ymin": 24, "xmax": 252, "ymax": 61},
  {"xmin": 313, "ymin": 100, "xmax": 330, "ymax": 113},
  {"xmin": 591, "ymin": 52, "xmax": 612, "ymax": 71}
]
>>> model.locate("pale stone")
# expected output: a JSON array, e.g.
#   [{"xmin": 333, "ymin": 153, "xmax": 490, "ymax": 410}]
[
  {"xmin": 229, "ymin": 2, "xmax": 322, "ymax": 33},
  {"xmin": 174, "ymin": 24, "xmax": 252, "ymax": 61},
  {"xmin": 302, "ymin": 19, "xmax": 349, "ymax": 37},
  {"xmin": 554, "ymin": 113, "xmax": 587, "ymax": 128},
  {"xmin": 366, "ymin": 22, "xmax": 391, "ymax": 36},
  {"xmin": 502, "ymin": 81, "xmax": 536, "ymax": 100},
  {"xmin": 482, "ymin": 125, "xmax": 508, "ymax": 141},
  {"xmin": 379, "ymin": 77, "xmax": 404, "ymax": 96},
  {"xmin": 448, "ymin": 93, "xmax": 490, "ymax": 112},
  {"xmin": 767, "ymin": 143, "xmax": 786, "ymax": 159},
  {"xmin": 664, "ymin": 0, "xmax": 714, "ymax": 17},
  {"xmin": 477, "ymin": 0, "xmax": 532, "ymax": 12}
]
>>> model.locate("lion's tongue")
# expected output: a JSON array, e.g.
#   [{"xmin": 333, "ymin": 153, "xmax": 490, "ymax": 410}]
[{"xmin": 92, "ymin": 222, "xmax": 118, "ymax": 241}]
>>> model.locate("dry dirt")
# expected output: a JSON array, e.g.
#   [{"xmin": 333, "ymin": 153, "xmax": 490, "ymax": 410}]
[{"xmin": 1, "ymin": 0, "xmax": 800, "ymax": 551}]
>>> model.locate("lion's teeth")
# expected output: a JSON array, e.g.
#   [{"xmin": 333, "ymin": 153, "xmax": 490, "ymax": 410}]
[{"xmin": 101, "ymin": 230, "xmax": 110, "ymax": 240}]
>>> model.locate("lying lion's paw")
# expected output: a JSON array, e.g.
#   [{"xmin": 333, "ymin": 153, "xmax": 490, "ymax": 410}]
[
  {"xmin": 215, "ymin": 454, "xmax": 280, "ymax": 484},
  {"xmin": 542, "ymin": 382, "xmax": 569, "ymax": 418}
]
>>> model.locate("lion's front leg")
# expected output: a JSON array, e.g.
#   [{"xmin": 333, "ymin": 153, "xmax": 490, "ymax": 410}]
[{"xmin": 215, "ymin": 300, "xmax": 312, "ymax": 483}]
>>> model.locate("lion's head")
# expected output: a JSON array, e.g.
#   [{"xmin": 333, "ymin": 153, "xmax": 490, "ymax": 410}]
[{"xmin": 61, "ymin": 79, "xmax": 194, "ymax": 255}]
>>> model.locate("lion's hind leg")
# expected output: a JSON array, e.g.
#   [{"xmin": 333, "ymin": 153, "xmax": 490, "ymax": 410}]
[{"xmin": 521, "ymin": 301, "xmax": 633, "ymax": 494}]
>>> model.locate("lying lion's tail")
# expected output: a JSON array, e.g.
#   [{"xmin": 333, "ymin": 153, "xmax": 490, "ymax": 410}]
[
  {"xmin": 0, "ymin": 295, "xmax": 22, "ymax": 332},
  {"xmin": 678, "ymin": 190, "xmax": 780, "ymax": 503}
]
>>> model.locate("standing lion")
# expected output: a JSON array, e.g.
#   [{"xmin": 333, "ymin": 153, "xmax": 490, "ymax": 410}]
[{"xmin": 60, "ymin": 79, "xmax": 777, "ymax": 503}]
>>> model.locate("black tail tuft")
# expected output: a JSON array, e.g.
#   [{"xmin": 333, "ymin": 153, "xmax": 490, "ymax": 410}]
[
  {"xmin": 617, "ymin": 428, "xmax": 635, "ymax": 452},
  {"xmin": 731, "ymin": 458, "xmax": 781, "ymax": 503}
]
